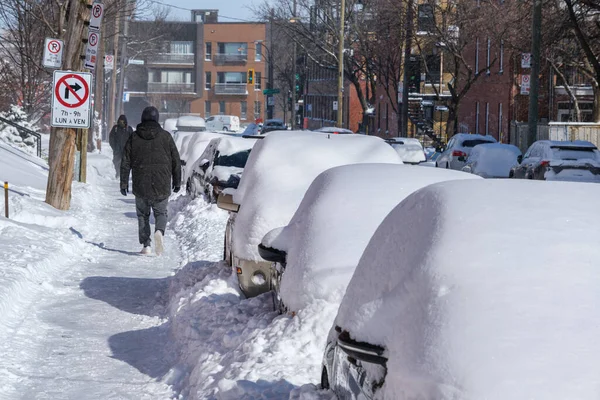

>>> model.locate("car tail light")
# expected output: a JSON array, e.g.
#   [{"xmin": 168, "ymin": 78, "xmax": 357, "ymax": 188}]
[
  {"xmin": 236, "ymin": 267, "xmax": 242, "ymax": 274},
  {"xmin": 452, "ymin": 150, "xmax": 467, "ymax": 158},
  {"xmin": 540, "ymin": 160, "xmax": 550, "ymax": 167}
]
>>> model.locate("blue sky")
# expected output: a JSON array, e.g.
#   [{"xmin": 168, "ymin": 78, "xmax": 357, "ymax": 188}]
[{"xmin": 157, "ymin": 0, "xmax": 260, "ymax": 22}]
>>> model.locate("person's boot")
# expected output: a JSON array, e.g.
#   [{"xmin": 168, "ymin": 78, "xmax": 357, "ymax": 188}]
[
  {"xmin": 154, "ymin": 230, "xmax": 164, "ymax": 256},
  {"xmin": 140, "ymin": 246, "xmax": 152, "ymax": 255}
]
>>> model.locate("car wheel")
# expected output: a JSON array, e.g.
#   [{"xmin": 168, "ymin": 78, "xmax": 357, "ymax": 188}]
[
  {"xmin": 223, "ymin": 126, "xmax": 229, "ymax": 132},
  {"xmin": 509, "ymin": 171, "xmax": 514, "ymax": 178},
  {"xmin": 435, "ymin": 162, "xmax": 439, "ymax": 168},
  {"xmin": 446, "ymin": 162, "xmax": 449, "ymax": 169},
  {"xmin": 321, "ymin": 366, "xmax": 330, "ymax": 389}
]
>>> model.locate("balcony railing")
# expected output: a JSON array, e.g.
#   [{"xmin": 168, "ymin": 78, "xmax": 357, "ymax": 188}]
[
  {"xmin": 147, "ymin": 82, "xmax": 196, "ymax": 93},
  {"xmin": 147, "ymin": 53, "xmax": 195, "ymax": 65},
  {"xmin": 213, "ymin": 53, "xmax": 248, "ymax": 65},
  {"xmin": 214, "ymin": 83, "xmax": 248, "ymax": 95}
]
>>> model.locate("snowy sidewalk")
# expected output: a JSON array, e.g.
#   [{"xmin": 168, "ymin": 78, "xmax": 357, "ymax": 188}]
[{"xmin": 0, "ymin": 152, "xmax": 177, "ymax": 399}]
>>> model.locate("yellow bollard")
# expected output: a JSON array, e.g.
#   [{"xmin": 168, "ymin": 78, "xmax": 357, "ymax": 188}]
[{"xmin": 4, "ymin": 181, "xmax": 8, "ymax": 218}]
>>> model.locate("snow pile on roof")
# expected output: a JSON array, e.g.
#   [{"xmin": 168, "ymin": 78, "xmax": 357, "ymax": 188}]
[
  {"xmin": 465, "ymin": 143, "xmax": 521, "ymax": 178},
  {"xmin": 176, "ymin": 115, "xmax": 206, "ymax": 128},
  {"xmin": 214, "ymin": 135, "xmax": 257, "ymax": 157},
  {"xmin": 175, "ymin": 132, "xmax": 224, "ymax": 183},
  {"xmin": 263, "ymin": 164, "xmax": 480, "ymax": 312},
  {"xmin": 334, "ymin": 179, "xmax": 600, "ymax": 399},
  {"xmin": 233, "ymin": 131, "xmax": 403, "ymax": 261}
]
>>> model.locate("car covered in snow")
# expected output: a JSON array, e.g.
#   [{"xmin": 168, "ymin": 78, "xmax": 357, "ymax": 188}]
[
  {"xmin": 322, "ymin": 179, "xmax": 600, "ymax": 399},
  {"xmin": 174, "ymin": 115, "xmax": 206, "ymax": 133},
  {"xmin": 174, "ymin": 131, "xmax": 224, "ymax": 187},
  {"xmin": 385, "ymin": 137, "xmax": 426, "ymax": 164},
  {"xmin": 510, "ymin": 140, "xmax": 600, "ymax": 182},
  {"xmin": 260, "ymin": 119, "xmax": 287, "ymax": 135},
  {"xmin": 436, "ymin": 133, "xmax": 497, "ymax": 170},
  {"xmin": 461, "ymin": 143, "xmax": 522, "ymax": 178},
  {"xmin": 258, "ymin": 164, "xmax": 480, "ymax": 313},
  {"xmin": 187, "ymin": 136, "xmax": 257, "ymax": 202},
  {"xmin": 217, "ymin": 131, "xmax": 403, "ymax": 298},
  {"xmin": 162, "ymin": 118, "xmax": 178, "ymax": 135}
]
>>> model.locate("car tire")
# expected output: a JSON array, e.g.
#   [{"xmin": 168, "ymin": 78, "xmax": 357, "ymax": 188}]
[
  {"xmin": 446, "ymin": 162, "xmax": 449, "ymax": 169},
  {"xmin": 223, "ymin": 126, "xmax": 228, "ymax": 132},
  {"xmin": 321, "ymin": 366, "xmax": 330, "ymax": 389},
  {"xmin": 435, "ymin": 162, "xmax": 439, "ymax": 168}
]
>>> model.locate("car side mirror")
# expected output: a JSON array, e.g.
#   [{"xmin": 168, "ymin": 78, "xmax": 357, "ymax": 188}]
[
  {"xmin": 216, "ymin": 193, "xmax": 240, "ymax": 213},
  {"xmin": 258, "ymin": 243, "xmax": 287, "ymax": 264},
  {"xmin": 517, "ymin": 155, "xmax": 523, "ymax": 164},
  {"xmin": 199, "ymin": 158, "xmax": 210, "ymax": 172}
]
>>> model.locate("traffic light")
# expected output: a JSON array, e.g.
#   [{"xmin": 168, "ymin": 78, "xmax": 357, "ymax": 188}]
[
  {"xmin": 294, "ymin": 73, "xmax": 304, "ymax": 96},
  {"xmin": 248, "ymin": 69, "xmax": 254, "ymax": 85}
]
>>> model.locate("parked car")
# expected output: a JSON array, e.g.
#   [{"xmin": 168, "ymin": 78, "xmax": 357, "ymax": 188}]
[
  {"xmin": 322, "ymin": 179, "xmax": 600, "ymax": 399},
  {"xmin": 217, "ymin": 131, "xmax": 402, "ymax": 298},
  {"xmin": 205, "ymin": 115, "xmax": 240, "ymax": 132},
  {"xmin": 436, "ymin": 133, "xmax": 497, "ymax": 170},
  {"xmin": 385, "ymin": 137, "xmax": 426, "ymax": 164},
  {"xmin": 511, "ymin": 140, "xmax": 600, "ymax": 182},
  {"xmin": 162, "ymin": 118, "xmax": 178, "ymax": 135},
  {"xmin": 241, "ymin": 123, "xmax": 261, "ymax": 136},
  {"xmin": 420, "ymin": 151, "xmax": 442, "ymax": 167},
  {"xmin": 258, "ymin": 164, "xmax": 480, "ymax": 313},
  {"xmin": 174, "ymin": 131, "xmax": 224, "ymax": 187},
  {"xmin": 173, "ymin": 115, "xmax": 206, "ymax": 133},
  {"xmin": 260, "ymin": 119, "xmax": 287, "ymax": 134},
  {"xmin": 187, "ymin": 136, "xmax": 257, "ymax": 202},
  {"xmin": 314, "ymin": 127, "xmax": 354, "ymax": 134},
  {"xmin": 461, "ymin": 143, "xmax": 522, "ymax": 178}
]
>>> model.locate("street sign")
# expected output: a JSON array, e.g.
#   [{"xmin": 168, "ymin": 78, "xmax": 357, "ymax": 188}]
[
  {"xmin": 263, "ymin": 88, "xmax": 280, "ymax": 95},
  {"xmin": 43, "ymin": 38, "xmax": 63, "ymax": 69},
  {"xmin": 51, "ymin": 71, "xmax": 92, "ymax": 128},
  {"xmin": 123, "ymin": 92, "xmax": 130, "ymax": 103},
  {"xmin": 128, "ymin": 59, "xmax": 145, "ymax": 65},
  {"xmin": 333, "ymin": 101, "xmax": 338, "ymax": 111},
  {"xmin": 89, "ymin": 2, "xmax": 104, "ymax": 31},
  {"xmin": 521, "ymin": 53, "xmax": 531, "ymax": 69},
  {"xmin": 267, "ymin": 96, "xmax": 275, "ymax": 106},
  {"xmin": 84, "ymin": 31, "xmax": 101, "ymax": 71},
  {"xmin": 104, "ymin": 54, "xmax": 114, "ymax": 70},
  {"xmin": 521, "ymin": 74, "xmax": 531, "ymax": 95}
]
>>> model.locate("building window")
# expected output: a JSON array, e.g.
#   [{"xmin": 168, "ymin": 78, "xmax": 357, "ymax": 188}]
[
  {"xmin": 219, "ymin": 101, "xmax": 226, "ymax": 115},
  {"xmin": 498, "ymin": 103, "xmax": 503, "ymax": 141},
  {"xmin": 254, "ymin": 101, "xmax": 261, "ymax": 119},
  {"xmin": 217, "ymin": 72, "xmax": 246, "ymax": 83},
  {"xmin": 475, "ymin": 38, "xmax": 479, "ymax": 73},
  {"xmin": 485, "ymin": 102, "xmax": 489, "ymax": 135},
  {"xmin": 170, "ymin": 41, "xmax": 193, "ymax": 54},
  {"xmin": 255, "ymin": 42, "xmax": 262, "ymax": 61},
  {"xmin": 475, "ymin": 102, "xmax": 480, "ymax": 134},
  {"xmin": 486, "ymin": 38, "xmax": 491, "ymax": 75},
  {"xmin": 241, "ymin": 101, "xmax": 247, "ymax": 120},
  {"xmin": 205, "ymin": 42, "xmax": 212, "ymax": 61},
  {"xmin": 417, "ymin": 4, "xmax": 435, "ymax": 33},
  {"xmin": 205, "ymin": 71, "xmax": 211, "ymax": 90},
  {"xmin": 499, "ymin": 40, "xmax": 504, "ymax": 74},
  {"xmin": 205, "ymin": 101, "xmax": 211, "ymax": 118},
  {"xmin": 255, "ymin": 71, "xmax": 262, "ymax": 90},
  {"xmin": 218, "ymin": 42, "xmax": 248, "ymax": 55}
]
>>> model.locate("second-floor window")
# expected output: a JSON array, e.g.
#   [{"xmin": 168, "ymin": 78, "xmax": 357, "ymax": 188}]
[
  {"xmin": 255, "ymin": 42, "xmax": 262, "ymax": 61},
  {"xmin": 205, "ymin": 72, "xmax": 211, "ymax": 90},
  {"xmin": 417, "ymin": 4, "xmax": 435, "ymax": 33},
  {"xmin": 219, "ymin": 101, "xmax": 226, "ymax": 114},
  {"xmin": 241, "ymin": 101, "xmax": 247, "ymax": 119},
  {"xmin": 255, "ymin": 71, "xmax": 262, "ymax": 90},
  {"xmin": 205, "ymin": 42, "xmax": 212, "ymax": 61},
  {"xmin": 218, "ymin": 42, "xmax": 248, "ymax": 55},
  {"xmin": 217, "ymin": 72, "xmax": 246, "ymax": 84},
  {"xmin": 170, "ymin": 41, "xmax": 193, "ymax": 54}
]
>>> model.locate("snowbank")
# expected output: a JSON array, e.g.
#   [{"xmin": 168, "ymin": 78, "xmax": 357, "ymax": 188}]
[
  {"xmin": 463, "ymin": 143, "xmax": 521, "ymax": 178},
  {"xmin": 0, "ymin": 140, "xmax": 48, "ymax": 191},
  {"xmin": 264, "ymin": 164, "xmax": 480, "ymax": 312},
  {"xmin": 334, "ymin": 179, "xmax": 600, "ymax": 399},
  {"xmin": 233, "ymin": 131, "xmax": 403, "ymax": 261}
]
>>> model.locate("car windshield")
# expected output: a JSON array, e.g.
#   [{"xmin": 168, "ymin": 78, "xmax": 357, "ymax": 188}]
[
  {"xmin": 215, "ymin": 149, "xmax": 252, "ymax": 168},
  {"xmin": 551, "ymin": 146, "xmax": 599, "ymax": 161},
  {"xmin": 462, "ymin": 139, "xmax": 495, "ymax": 147}
]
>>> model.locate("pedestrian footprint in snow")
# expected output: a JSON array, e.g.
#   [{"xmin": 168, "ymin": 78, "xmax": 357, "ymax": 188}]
[
  {"xmin": 109, "ymin": 114, "xmax": 133, "ymax": 178},
  {"xmin": 119, "ymin": 106, "xmax": 181, "ymax": 255}
]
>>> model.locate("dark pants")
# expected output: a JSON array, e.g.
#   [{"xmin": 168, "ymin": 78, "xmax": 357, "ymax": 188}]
[
  {"xmin": 113, "ymin": 155, "xmax": 121, "ymax": 178},
  {"xmin": 135, "ymin": 197, "xmax": 168, "ymax": 246}
]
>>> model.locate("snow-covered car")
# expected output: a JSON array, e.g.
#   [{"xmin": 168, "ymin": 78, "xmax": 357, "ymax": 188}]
[
  {"xmin": 174, "ymin": 115, "xmax": 206, "ymax": 133},
  {"xmin": 322, "ymin": 179, "xmax": 600, "ymax": 399},
  {"xmin": 461, "ymin": 143, "xmax": 522, "ymax": 178},
  {"xmin": 511, "ymin": 140, "xmax": 600, "ymax": 182},
  {"xmin": 385, "ymin": 137, "xmax": 426, "ymax": 164},
  {"xmin": 436, "ymin": 133, "xmax": 497, "ymax": 170},
  {"xmin": 258, "ymin": 164, "xmax": 480, "ymax": 313},
  {"xmin": 162, "ymin": 118, "xmax": 178, "ymax": 135},
  {"xmin": 187, "ymin": 136, "xmax": 257, "ymax": 202},
  {"xmin": 241, "ymin": 123, "xmax": 260, "ymax": 136},
  {"xmin": 260, "ymin": 119, "xmax": 287, "ymax": 134},
  {"xmin": 314, "ymin": 127, "xmax": 354, "ymax": 134},
  {"xmin": 174, "ymin": 131, "xmax": 224, "ymax": 187},
  {"xmin": 419, "ymin": 151, "xmax": 442, "ymax": 167},
  {"xmin": 216, "ymin": 131, "xmax": 402, "ymax": 298}
]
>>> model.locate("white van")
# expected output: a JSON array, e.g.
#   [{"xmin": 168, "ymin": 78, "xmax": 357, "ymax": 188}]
[{"xmin": 205, "ymin": 115, "xmax": 240, "ymax": 132}]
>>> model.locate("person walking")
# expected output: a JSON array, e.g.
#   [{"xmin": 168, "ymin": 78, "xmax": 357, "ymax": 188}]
[
  {"xmin": 109, "ymin": 115, "xmax": 133, "ymax": 178},
  {"xmin": 119, "ymin": 106, "xmax": 181, "ymax": 255}
]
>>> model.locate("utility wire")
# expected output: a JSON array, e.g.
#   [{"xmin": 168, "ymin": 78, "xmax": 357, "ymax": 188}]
[{"xmin": 145, "ymin": 0, "xmax": 259, "ymax": 23}]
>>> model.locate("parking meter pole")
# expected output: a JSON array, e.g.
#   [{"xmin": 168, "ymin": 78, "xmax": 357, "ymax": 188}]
[{"xmin": 4, "ymin": 181, "xmax": 8, "ymax": 218}]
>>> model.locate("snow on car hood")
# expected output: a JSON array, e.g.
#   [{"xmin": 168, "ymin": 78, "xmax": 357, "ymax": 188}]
[
  {"xmin": 233, "ymin": 131, "xmax": 403, "ymax": 261},
  {"xmin": 262, "ymin": 164, "xmax": 480, "ymax": 312},
  {"xmin": 333, "ymin": 179, "xmax": 600, "ymax": 399}
]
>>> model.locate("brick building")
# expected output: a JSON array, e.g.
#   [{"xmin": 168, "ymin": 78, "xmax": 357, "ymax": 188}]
[{"xmin": 124, "ymin": 10, "xmax": 267, "ymax": 125}]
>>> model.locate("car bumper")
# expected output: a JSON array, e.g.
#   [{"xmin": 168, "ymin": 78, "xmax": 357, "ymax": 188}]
[{"xmin": 233, "ymin": 257, "xmax": 273, "ymax": 298}]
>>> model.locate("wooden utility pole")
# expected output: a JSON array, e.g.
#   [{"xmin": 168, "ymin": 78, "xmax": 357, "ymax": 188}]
[{"xmin": 45, "ymin": 0, "xmax": 92, "ymax": 210}]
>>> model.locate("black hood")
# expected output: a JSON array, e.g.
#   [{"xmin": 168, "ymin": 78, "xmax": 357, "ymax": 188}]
[
  {"xmin": 135, "ymin": 120, "xmax": 162, "ymax": 140},
  {"xmin": 117, "ymin": 114, "xmax": 127, "ymax": 125}
]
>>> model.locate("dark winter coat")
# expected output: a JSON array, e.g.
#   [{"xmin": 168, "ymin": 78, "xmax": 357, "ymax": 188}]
[
  {"xmin": 109, "ymin": 115, "xmax": 133, "ymax": 158},
  {"xmin": 120, "ymin": 120, "xmax": 181, "ymax": 200}
]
